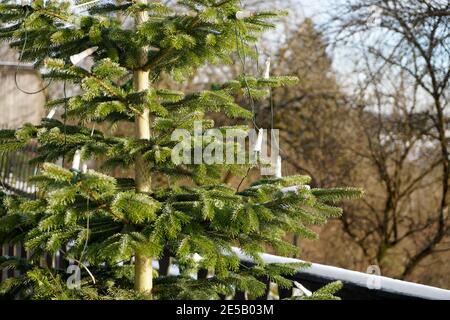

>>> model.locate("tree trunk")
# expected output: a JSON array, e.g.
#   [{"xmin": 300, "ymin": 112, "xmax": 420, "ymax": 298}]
[
  {"xmin": 134, "ymin": 253, "xmax": 153, "ymax": 294},
  {"xmin": 134, "ymin": 0, "xmax": 153, "ymax": 296}
]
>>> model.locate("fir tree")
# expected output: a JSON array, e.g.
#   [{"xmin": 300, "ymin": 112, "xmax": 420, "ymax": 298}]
[{"xmin": 0, "ymin": 0, "xmax": 363, "ymax": 300}]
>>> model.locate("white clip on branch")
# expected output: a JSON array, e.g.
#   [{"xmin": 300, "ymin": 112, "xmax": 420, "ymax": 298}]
[
  {"xmin": 292, "ymin": 281, "xmax": 312, "ymax": 297},
  {"xmin": 70, "ymin": 46, "xmax": 99, "ymax": 66},
  {"xmin": 275, "ymin": 155, "xmax": 282, "ymax": 178},
  {"xmin": 236, "ymin": 10, "xmax": 253, "ymax": 20},
  {"xmin": 248, "ymin": 182, "xmax": 311, "ymax": 195},
  {"xmin": 72, "ymin": 149, "xmax": 82, "ymax": 171},
  {"xmin": 46, "ymin": 107, "xmax": 58, "ymax": 119},
  {"xmin": 253, "ymin": 128, "xmax": 264, "ymax": 153},
  {"xmin": 280, "ymin": 185, "xmax": 311, "ymax": 194}
]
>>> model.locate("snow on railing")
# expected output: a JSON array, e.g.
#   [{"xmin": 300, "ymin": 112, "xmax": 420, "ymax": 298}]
[
  {"xmin": 232, "ymin": 248, "xmax": 450, "ymax": 300},
  {"xmin": 151, "ymin": 247, "xmax": 450, "ymax": 300}
]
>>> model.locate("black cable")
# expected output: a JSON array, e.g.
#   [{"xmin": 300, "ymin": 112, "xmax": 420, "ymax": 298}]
[
  {"xmin": 233, "ymin": 6, "xmax": 265, "ymax": 186},
  {"xmin": 237, "ymin": 166, "xmax": 251, "ymax": 192},
  {"xmin": 238, "ymin": 18, "xmax": 284, "ymax": 177},
  {"xmin": 254, "ymin": 44, "xmax": 261, "ymax": 75},
  {"xmin": 235, "ymin": 24, "xmax": 259, "ymax": 130},
  {"xmin": 14, "ymin": 9, "xmax": 53, "ymax": 95},
  {"xmin": 270, "ymin": 87, "xmax": 274, "ymax": 131}
]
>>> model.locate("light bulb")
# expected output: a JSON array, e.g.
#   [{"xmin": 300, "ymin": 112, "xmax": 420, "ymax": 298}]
[
  {"xmin": 70, "ymin": 46, "xmax": 99, "ymax": 66},
  {"xmin": 264, "ymin": 58, "xmax": 271, "ymax": 79},
  {"xmin": 293, "ymin": 281, "xmax": 312, "ymax": 297},
  {"xmin": 46, "ymin": 107, "xmax": 57, "ymax": 119},
  {"xmin": 275, "ymin": 155, "xmax": 282, "ymax": 178},
  {"xmin": 72, "ymin": 150, "xmax": 82, "ymax": 170},
  {"xmin": 192, "ymin": 253, "xmax": 203, "ymax": 262},
  {"xmin": 186, "ymin": 10, "xmax": 197, "ymax": 17},
  {"xmin": 253, "ymin": 128, "xmax": 264, "ymax": 153}
]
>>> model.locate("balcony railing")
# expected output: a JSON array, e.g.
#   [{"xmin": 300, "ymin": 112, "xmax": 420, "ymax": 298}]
[{"xmin": 0, "ymin": 142, "xmax": 40, "ymax": 198}]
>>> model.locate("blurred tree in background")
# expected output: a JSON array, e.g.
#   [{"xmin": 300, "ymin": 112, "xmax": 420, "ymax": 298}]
[{"xmin": 324, "ymin": 0, "xmax": 449, "ymax": 287}]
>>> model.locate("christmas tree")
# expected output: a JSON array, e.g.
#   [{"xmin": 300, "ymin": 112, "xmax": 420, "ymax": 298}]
[{"xmin": 0, "ymin": 0, "xmax": 363, "ymax": 300}]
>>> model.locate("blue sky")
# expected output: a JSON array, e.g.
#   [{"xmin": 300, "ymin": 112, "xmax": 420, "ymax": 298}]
[{"xmin": 297, "ymin": 0, "xmax": 333, "ymax": 19}]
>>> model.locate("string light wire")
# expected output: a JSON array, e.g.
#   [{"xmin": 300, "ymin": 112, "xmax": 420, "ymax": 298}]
[
  {"xmin": 234, "ymin": 24, "xmax": 259, "ymax": 130},
  {"xmin": 234, "ymin": 11, "xmax": 261, "ymax": 189},
  {"xmin": 15, "ymin": 9, "xmax": 52, "ymax": 95}
]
